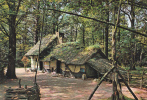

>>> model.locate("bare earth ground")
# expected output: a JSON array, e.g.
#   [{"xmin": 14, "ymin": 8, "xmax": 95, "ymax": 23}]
[{"xmin": 0, "ymin": 68, "xmax": 147, "ymax": 100}]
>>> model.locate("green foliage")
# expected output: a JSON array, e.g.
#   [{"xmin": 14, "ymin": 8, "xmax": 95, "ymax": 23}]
[
  {"xmin": 0, "ymin": 0, "xmax": 147, "ymax": 77},
  {"xmin": 85, "ymin": 44, "xmax": 100, "ymax": 51}
]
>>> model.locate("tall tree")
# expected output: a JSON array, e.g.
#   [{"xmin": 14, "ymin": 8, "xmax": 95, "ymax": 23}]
[
  {"xmin": 0, "ymin": 0, "xmax": 30, "ymax": 79},
  {"xmin": 111, "ymin": 0, "xmax": 125, "ymax": 99},
  {"xmin": 104, "ymin": 1, "xmax": 109, "ymax": 58},
  {"xmin": 34, "ymin": 0, "xmax": 40, "ymax": 44},
  {"xmin": 130, "ymin": 0, "xmax": 136, "ymax": 70},
  {"xmin": 6, "ymin": 0, "xmax": 22, "ymax": 79}
]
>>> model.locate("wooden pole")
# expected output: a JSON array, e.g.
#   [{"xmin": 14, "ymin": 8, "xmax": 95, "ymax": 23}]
[
  {"xmin": 34, "ymin": 30, "xmax": 42, "ymax": 84},
  {"xmin": 46, "ymin": 9, "xmax": 147, "ymax": 37},
  {"xmin": 19, "ymin": 79, "xmax": 21, "ymax": 88},
  {"xmin": 88, "ymin": 66, "xmax": 115, "ymax": 100},
  {"xmin": 140, "ymin": 70, "xmax": 144, "ymax": 89},
  {"xmin": 127, "ymin": 70, "xmax": 130, "ymax": 85}
]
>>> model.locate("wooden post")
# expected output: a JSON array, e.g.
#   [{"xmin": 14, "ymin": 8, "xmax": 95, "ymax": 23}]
[
  {"xmin": 24, "ymin": 85, "xmax": 27, "ymax": 89},
  {"xmin": 140, "ymin": 70, "xmax": 144, "ymax": 89},
  {"xmin": 19, "ymin": 79, "xmax": 21, "ymax": 88},
  {"xmin": 127, "ymin": 70, "xmax": 130, "ymax": 85}
]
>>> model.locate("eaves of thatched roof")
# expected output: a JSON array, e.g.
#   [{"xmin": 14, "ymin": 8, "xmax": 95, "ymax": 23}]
[
  {"xmin": 25, "ymin": 34, "xmax": 57, "ymax": 56},
  {"xmin": 87, "ymin": 57, "xmax": 127, "ymax": 78},
  {"xmin": 42, "ymin": 42, "xmax": 101, "ymax": 65},
  {"xmin": 87, "ymin": 58, "xmax": 112, "ymax": 74}
]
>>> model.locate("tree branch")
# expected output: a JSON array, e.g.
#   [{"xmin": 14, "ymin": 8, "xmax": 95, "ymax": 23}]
[
  {"xmin": 16, "ymin": 13, "xmax": 27, "ymax": 26},
  {"xmin": 0, "ymin": 24, "xmax": 9, "ymax": 37},
  {"xmin": 46, "ymin": 8, "xmax": 147, "ymax": 37},
  {"xmin": 5, "ymin": 0, "xmax": 10, "ymax": 8},
  {"xmin": 122, "ymin": 1, "xmax": 147, "ymax": 9},
  {"xmin": 57, "ymin": 15, "xmax": 64, "ymax": 26},
  {"xmin": 120, "ymin": 9, "xmax": 131, "ymax": 21},
  {"xmin": 16, "ymin": 0, "xmax": 22, "ymax": 14}
]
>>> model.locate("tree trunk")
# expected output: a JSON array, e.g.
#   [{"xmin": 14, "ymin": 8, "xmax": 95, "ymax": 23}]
[
  {"xmin": 111, "ymin": 0, "xmax": 124, "ymax": 99},
  {"xmin": 6, "ymin": 0, "xmax": 22, "ymax": 79},
  {"xmin": 104, "ymin": 2, "xmax": 109, "ymax": 58},
  {"xmin": 34, "ymin": 0, "xmax": 40, "ymax": 45},
  {"xmin": 92, "ymin": 32, "xmax": 95, "ymax": 45},
  {"xmin": 130, "ymin": 0, "xmax": 136, "ymax": 70},
  {"xmin": 70, "ymin": 26, "xmax": 73, "ymax": 42},
  {"xmin": 53, "ymin": 2, "xmax": 56, "ymax": 34},
  {"xmin": 6, "ymin": 15, "xmax": 17, "ymax": 79},
  {"xmin": 82, "ymin": 25, "xmax": 85, "ymax": 46},
  {"xmin": 139, "ymin": 46, "xmax": 143, "ymax": 67},
  {"xmin": 75, "ymin": 26, "xmax": 78, "ymax": 42}
]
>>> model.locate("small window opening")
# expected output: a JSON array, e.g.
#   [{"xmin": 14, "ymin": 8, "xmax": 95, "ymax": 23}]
[{"xmin": 80, "ymin": 68, "xmax": 85, "ymax": 72}]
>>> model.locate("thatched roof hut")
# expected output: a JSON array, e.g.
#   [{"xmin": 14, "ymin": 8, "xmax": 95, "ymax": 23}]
[
  {"xmin": 25, "ymin": 34, "xmax": 57, "ymax": 56},
  {"xmin": 42, "ymin": 42, "xmax": 126, "ymax": 79}
]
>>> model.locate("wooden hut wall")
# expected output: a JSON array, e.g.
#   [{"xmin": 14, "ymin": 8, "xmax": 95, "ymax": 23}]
[
  {"xmin": 68, "ymin": 65, "xmax": 85, "ymax": 73},
  {"xmin": 67, "ymin": 65, "xmax": 86, "ymax": 78},
  {"xmin": 60, "ymin": 62, "xmax": 66, "ymax": 71},
  {"xmin": 43, "ymin": 62, "xmax": 49, "ymax": 69},
  {"xmin": 85, "ymin": 64, "xmax": 98, "ymax": 78},
  {"xmin": 50, "ymin": 60, "xmax": 57, "ymax": 71}
]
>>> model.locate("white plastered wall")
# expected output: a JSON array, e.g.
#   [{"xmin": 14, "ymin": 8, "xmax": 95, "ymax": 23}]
[{"xmin": 30, "ymin": 56, "xmax": 40, "ymax": 70}]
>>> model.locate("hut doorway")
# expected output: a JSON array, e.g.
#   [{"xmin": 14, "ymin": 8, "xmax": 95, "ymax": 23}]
[
  {"xmin": 56, "ymin": 60, "xmax": 61, "ymax": 73},
  {"xmin": 40, "ymin": 61, "xmax": 43, "ymax": 70}
]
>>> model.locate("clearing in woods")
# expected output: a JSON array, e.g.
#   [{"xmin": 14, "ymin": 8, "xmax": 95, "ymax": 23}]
[{"xmin": 0, "ymin": 68, "xmax": 147, "ymax": 100}]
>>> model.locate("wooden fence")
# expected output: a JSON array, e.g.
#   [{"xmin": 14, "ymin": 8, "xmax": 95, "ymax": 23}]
[{"xmin": 127, "ymin": 70, "xmax": 147, "ymax": 88}]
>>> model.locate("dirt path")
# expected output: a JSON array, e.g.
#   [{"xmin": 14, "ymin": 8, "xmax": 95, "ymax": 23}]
[{"xmin": 0, "ymin": 68, "xmax": 147, "ymax": 100}]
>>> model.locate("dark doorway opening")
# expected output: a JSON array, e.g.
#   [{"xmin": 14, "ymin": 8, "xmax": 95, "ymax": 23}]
[
  {"xmin": 56, "ymin": 60, "xmax": 61, "ymax": 73},
  {"xmin": 40, "ymin": 61, "xmax": 43, "ymax": 70}
]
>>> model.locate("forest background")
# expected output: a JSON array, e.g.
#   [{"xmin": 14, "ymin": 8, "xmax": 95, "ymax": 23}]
[{"xmin": 0, "ymin": 0, "xmax": 146, "ymax": 79}]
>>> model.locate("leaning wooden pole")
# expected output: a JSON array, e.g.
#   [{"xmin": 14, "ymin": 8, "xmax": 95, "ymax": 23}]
[
  {"xmin": 45, "ymin": 9, "xmax": 147, "ymax": 37},
  {"xmin": 88, "ymin": 66, "xmax": 115, "ymax": 100},
  {"xmin": 117, "ymin": 70, "xmax": 138, "ymax": 100},
  {"xmin": 34, "ymin": 32, "xmax": 42, "ymax": 84}
]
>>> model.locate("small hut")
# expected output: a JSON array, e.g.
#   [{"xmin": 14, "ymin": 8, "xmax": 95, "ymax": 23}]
[
  {"xmin": 25, "ymin": 32, "xmax": 65, "ymax": 70},
  {"xmin": 41, "ymin": 42, "xmax": 115, "ymax": 78},
  {"xmin": 25, "ymin": 33, "xmax": 126, "ymax": 79}
]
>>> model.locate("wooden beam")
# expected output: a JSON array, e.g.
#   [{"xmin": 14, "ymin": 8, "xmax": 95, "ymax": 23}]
[
  {"xmin": 46, "ymin": 8, "xmax": 147, "ymax": 37},
  {"xmin": 88, "ymin": 66, "xmax": 115, "ymax": 100}
]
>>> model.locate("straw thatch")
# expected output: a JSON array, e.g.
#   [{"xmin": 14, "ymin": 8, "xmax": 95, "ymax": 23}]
[
  {"xmin": 42, "ymin": 42, "xmax": 126, "ymax": 78},
  {"xmin": 87, "ymin": 58, "xmax": 112, "ymax": 74},
  {"xmin": 87, "ymin": 57, "xmax": 127, "ymax": 79},
  {"xmin": 42, "ymin": 42, "xmax": 102, "ymax": 65},
  {"xmin": 25, "ymin": 34, "xmax": 57, "ymax": 56}
]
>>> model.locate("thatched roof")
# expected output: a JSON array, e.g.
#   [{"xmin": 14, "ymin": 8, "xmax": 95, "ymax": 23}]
[
  {"xmin": 25, "ymin": 34, "xmax": 57, "ymax": 56},
  {"xmin": 42, "ymin": 42, "xmax": 103, "ymax": 65},
  {"xmin": 87, "ymin": 57, "xmax": 127, "ymax": 78},
  {"xmin": 42, "ymin": 42, "xmax": 127, "ymax": 77},
  {"xmin": 87, "ymin": 58, "xmax": 112, "ymax": 74}
]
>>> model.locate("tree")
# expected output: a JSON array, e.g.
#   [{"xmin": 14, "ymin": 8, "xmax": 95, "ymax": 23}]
[
  {"xmin": 0, "ymin": 0, "xmax": 30, "ymax": 79},
  {"xmin": 111, "ymin": 0, "xmax": 125, "ymax": 99},
  {"xmin": 34, "ymin": 0, "xmax": 41, "ymax": 44},
  {"xmin": 5, "ymin": 0, "xmax": 22, "ymax": 79},
  {"xmin": 104, "ymin": 1, "xmax": 109, "ymax": 58}
]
